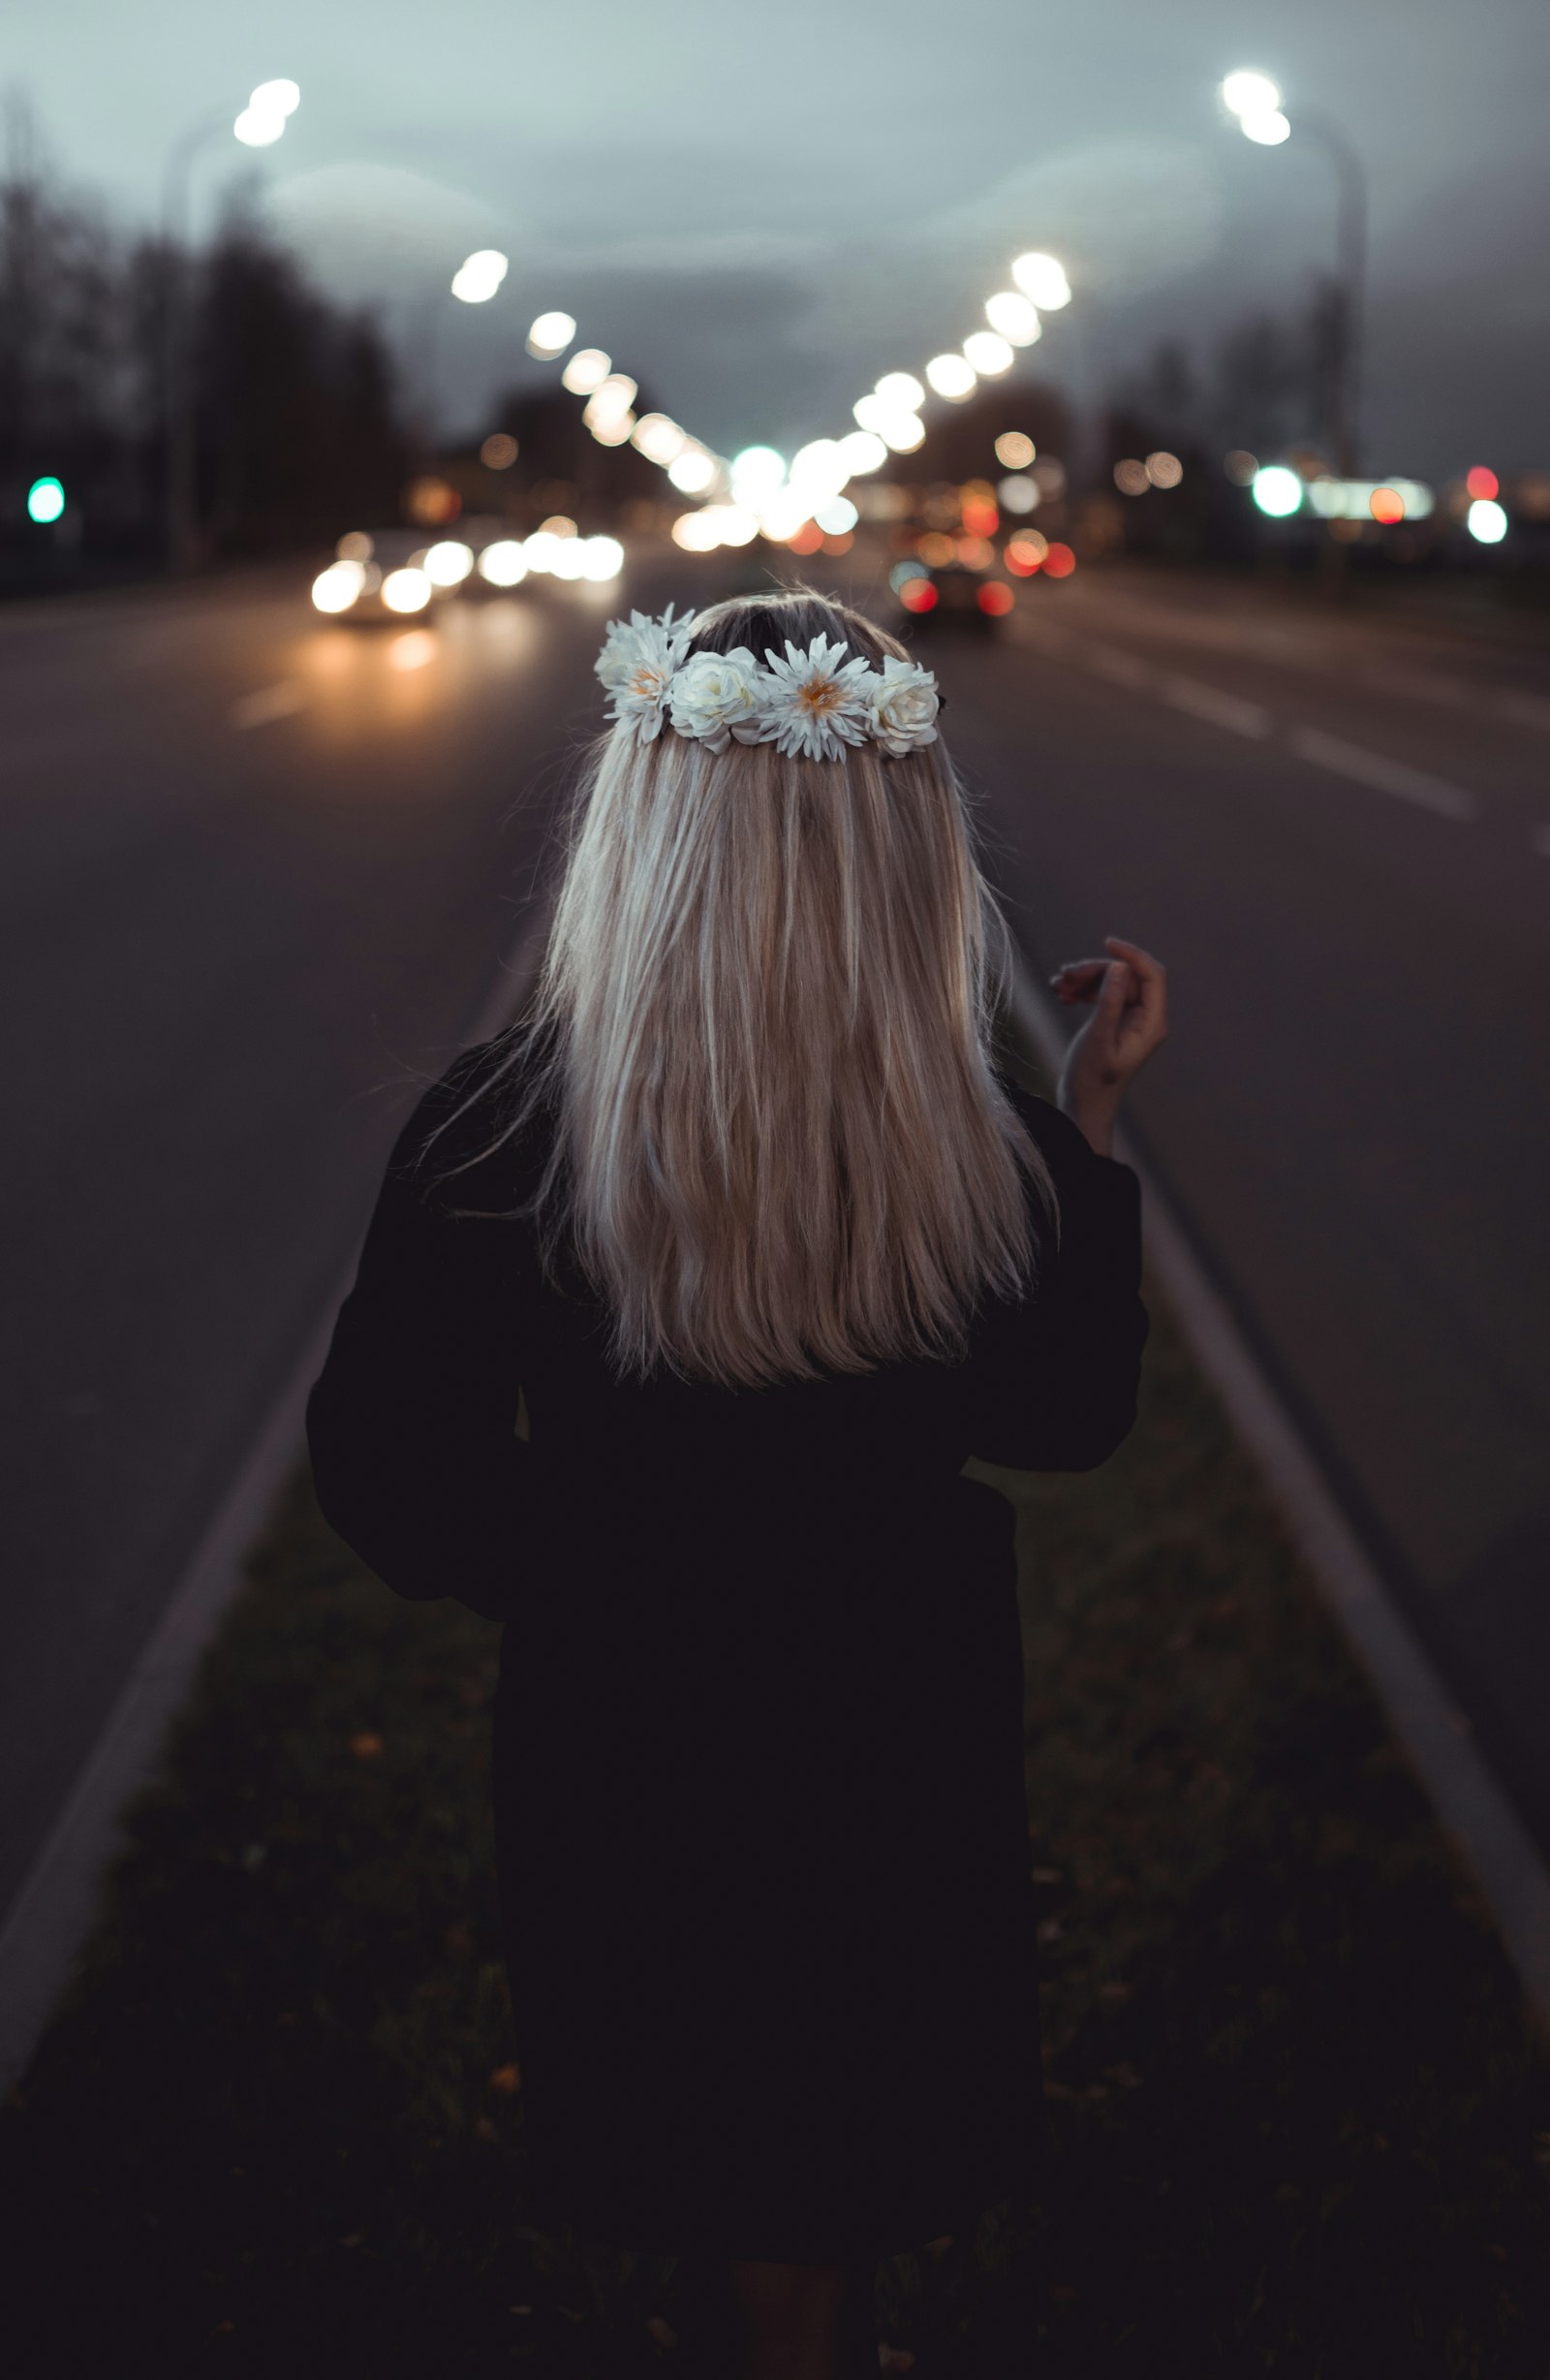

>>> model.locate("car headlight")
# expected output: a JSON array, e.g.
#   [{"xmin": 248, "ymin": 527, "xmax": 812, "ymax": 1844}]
[{"xmin": 312, "ymin": 559, "xmax": 366, "ymax": 612}]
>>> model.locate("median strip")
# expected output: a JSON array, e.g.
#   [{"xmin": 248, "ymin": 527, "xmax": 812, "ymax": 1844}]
[{"xmin": 2, "ymin": 1030, "xmax": 1546, "ymax": 2365}]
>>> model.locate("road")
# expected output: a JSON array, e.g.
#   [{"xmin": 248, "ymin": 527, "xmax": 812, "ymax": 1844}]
[{"xmin": 1, "ymin": 548, "xmax": 1547, "ymax": 1938}]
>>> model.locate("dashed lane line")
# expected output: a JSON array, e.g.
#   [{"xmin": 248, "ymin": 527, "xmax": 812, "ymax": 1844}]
[
  {"xmin": 1160, "ymin": 673, "xmax": 1272, "ymax": 740},
  {"xmin": 1285, "ymin": 725, "xmax": 1477, "ymax": 822},
  {"xmin": 1014, "ymin": 618, "xmax": 1480, "ymax": 827}
]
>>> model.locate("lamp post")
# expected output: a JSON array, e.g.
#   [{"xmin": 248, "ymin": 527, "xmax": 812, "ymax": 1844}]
[
  {"xmin": 1220, "ymin": 71, "xmax": 1368, "ymax": 479},
  {"xmin": 161, "ymin": 80, "xmax": 300, "ymax": 572}
]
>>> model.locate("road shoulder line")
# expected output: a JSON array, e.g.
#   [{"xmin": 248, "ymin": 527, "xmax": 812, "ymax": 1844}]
[{"xmin": 1005, "ymin": 948, "xmax": 1550, "ymax": 2033}]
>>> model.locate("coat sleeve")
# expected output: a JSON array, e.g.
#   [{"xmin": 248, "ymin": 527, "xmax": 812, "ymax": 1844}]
[
  {"xmin": 963, "ymin": 1084, "xmax": 1150, "ymax": 1473},
  {"xmin": 304, "ymin": 1047, "xmax": 531, "ymax": 1623}
]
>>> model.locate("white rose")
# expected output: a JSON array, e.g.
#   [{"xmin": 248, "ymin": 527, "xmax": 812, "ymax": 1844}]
[
  {"xmin": 867, "ymin": 655, "xmax": 940, "ymax": 756},
  {"xmin": 667, "ymin": 646, "xmax": 764, "ymax": 754}
]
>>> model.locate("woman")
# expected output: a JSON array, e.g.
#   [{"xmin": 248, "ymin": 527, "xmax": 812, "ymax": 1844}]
[{"xmin": 305, "ymin": 586, "xmax": 1167, "ymax": 2378}]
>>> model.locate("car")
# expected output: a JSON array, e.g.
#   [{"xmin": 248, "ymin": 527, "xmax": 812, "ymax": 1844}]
[
  {"xmin": 309, "ymin": 528, "xmax": 469, "ymax": 622},
  {"xmin": 889, "ymin": 558, "xmax": 1012, "ymax": 636}
]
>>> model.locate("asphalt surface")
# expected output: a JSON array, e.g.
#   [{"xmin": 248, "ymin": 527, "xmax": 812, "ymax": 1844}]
[{"xmin": 3, "ymin": 547, "xmax": 1547, "ymax": 1934}]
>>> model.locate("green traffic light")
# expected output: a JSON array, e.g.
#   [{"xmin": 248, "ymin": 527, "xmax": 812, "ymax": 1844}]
[{"xmin": 27, "ymin": 477, "xmax": 66, "ymax": 524}]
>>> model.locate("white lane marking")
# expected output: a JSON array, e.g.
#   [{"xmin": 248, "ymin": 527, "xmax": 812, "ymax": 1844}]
[
  {"xmin": 232, "ymin": 680, "xmax": 304, "ymax": 730},
  {"xmin": 1286, "ymin": 725, "xmax": 1476, "ymax": 821},
  {"xmin": 1083, "ymin": 640, "xmax": 1156, "ymax": 690},
  {"xmin": 1360, "ymin": 668, "xmax": 1550, "ymax": 738},
  {"xmin": 1494, "ymin": 690, "xmax": 1550, "ymax": 736},
  {"xmin": 1161, "ymin": 673, "xmax": 1272, "ymax": 739},
  {"xmin": 1530, "ymin": 824, "xmax": 1550, "ymax": 859}
]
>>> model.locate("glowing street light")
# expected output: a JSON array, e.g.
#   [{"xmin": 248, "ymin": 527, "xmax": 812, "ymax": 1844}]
[
  {"xmin": 450, "ymin": 249, "xmax": 509, "ymax": 303},
  {"xmin": 164, "ymin": 79, "xmax": 302, "ymax": 568},
  {"xmin": 1219, "ymin": 69, "xmax": 1367, "ymax": 476},
  {"xmin": 233, "ymin": 77, "xmax": 302, "ymax": 147},
  {"xmin": 1009, "ymin": 252, "xmax": 1070, "ymax": 310}
]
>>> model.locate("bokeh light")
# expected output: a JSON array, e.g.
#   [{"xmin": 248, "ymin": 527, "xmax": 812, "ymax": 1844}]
[
  {"xmin": 382, "ymin": 567, "xmax": 432, "ymax": 613},
  {"xmin": 881, "ymin": 414, "xmax": 926, "ymax": 454},
  {"xmin": 310, "ymin": 560, "xmax": 364, "ymax": 613},
  {"xmin": 838, "ymin": 429, "xmax": 887, "ymax": 475},
  {"xmin": 1252, "ymin": 464, "xmax": 1303, "ymax": 517},
  {"xmin": 1145, "ymin": 451, "xmax": 1184, "ymax": 488},
  {"xmin": 1042, "ymin": 542, "xmax": 1076, "ymax": 579},
  {"xmin": 1005, "ymin": 531, "xmax": 1048, "ymax": 575},
  {"xmin": 977, "ymin": 582, "xmax": 1014, "ymax": 616},
  {"xmin": 900, "ymin": 578, "xmax": 939, "ymax": 614},
  {"xmin": 925, "ymin": 354, "xmax": 976, "ymax": 401},
  {"xmin": 1222, "ymin": 69, "xmax": 1283, "ymax": 116},
  {"xmin": 250, "ymin": 78, "xmax": 300, "ymax": 116},
  {"xmin": 876, "ymin": 372, "xmax": 925, "ymax": 411},
  {"xmin": 633, "ymin": 414, "xmax": 687, "ymax": 465},
  {"xmin": 1241, "ymin": 110, "xmax": 1291, "ymax": 144},
  {"xmin": 1009, "ymin": 252, "xmax": 1070, "ymax": 309},
  {"xmin": 25, "ymin": 476, "xmax": 65, "ymax": 523},
  {"xmin": 1224, "ymin": 449, "xmax": 1259, "ymax": 485},
  {"xmin": 1369, "ymin": 486, "xmax": 1405, "ymax": 525},
  {"xmin": 233, "ymin": 106, "xmax": 285, "ymax": 146},
  {"xmin": 995, "ymin": 432, "xmax": 1035, "ymax": 470},
  {"xmin": 1467, "ymin": 498, "xmax": 1508, "ymax": 544},
  {"xmin": 1113, "ymin": 458, "xmax": 1150, "ymax": 496},
  {"xmin": 917, "ymin": 532, "xmax": 957, "ymax": 567},
  {"xmin": 527, "ymin": 311, "xmax": 576, "ymax": 359},
  {"xmin": 479, "ymin": 540, "xmax": 528, "ymax": 586},
  {"xmin": 731, "ymin": 446, "xmax": 787, "ymax": 502},
  {"xmin": 388, "ymin": 631, "xmax": 437, "ymax": 673},
  {"xmin": 998, "ymin": 474, "xmax": 1039, "ymax": 515},
  {"xmin": 405, "ymin": 476, "xmax": 460, "ymax": 525},
  {"xmin": 667, "ymin": 449, "xmax": 717, "ymax": 494},
  {"xmin": 451, "ymin": 250, "xmax": 509, "ymax": 303},
  {"xmin": 560, "ymin": 349, "xmax": 610, "ymax": 395},
  {"xmin": 963, "ymin": 331, "xmax": 1013, "ymax": 376},
  {"xmin": 480, "ymin": 433, "xmax": 518, "ymax": 470},
  {"xmin": 984, "ymin": 292, "xmax": 1040, "ymax": 346},
  {"xmin": 336, "ymin": 530, "xmax": 373, "ymax": 561},
  {"xmin": 423, "ymin": 539, "xmax": 474, "ymax": 586},
  {"xmin": 1465, "ymin": 465, "xmax": 1499, "ymax": 501}
]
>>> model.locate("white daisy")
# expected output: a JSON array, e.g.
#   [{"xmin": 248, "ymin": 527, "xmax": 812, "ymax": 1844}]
[
  {"xmin": 750, "ymin": 634, "xmax": 876, "ymax": 763},
  {"xmin": 666, "ymin": 646, "xmax": 764, "ymax": 753},
  {"xmin": 598, "ymin": 604, "xmax": 699, "ymax": 741},
  {"xmin": 867, "ymin": 654, "xmax": 940, "ymax": 756}
]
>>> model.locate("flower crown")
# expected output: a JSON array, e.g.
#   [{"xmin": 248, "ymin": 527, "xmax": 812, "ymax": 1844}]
[{"xmin": 593, "ymin": 605, "xmax": 941, "ymax": 764}]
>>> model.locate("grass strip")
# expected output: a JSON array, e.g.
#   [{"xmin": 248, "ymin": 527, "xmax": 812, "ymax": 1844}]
[{"xmin": 4, "ymin": 1267, "xmax": 1548, "ymax": 2377}]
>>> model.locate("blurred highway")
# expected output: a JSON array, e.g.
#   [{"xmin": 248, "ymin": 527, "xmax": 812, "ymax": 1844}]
[{"xmin": 2, "ymin": 551, "xmax": 1548, "ymax": 1939}]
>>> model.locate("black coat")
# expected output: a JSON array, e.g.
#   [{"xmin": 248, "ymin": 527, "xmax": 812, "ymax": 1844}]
[{"xmin": 305, "ymin": 1040, "xmax": 1148, "ymax": 2261}]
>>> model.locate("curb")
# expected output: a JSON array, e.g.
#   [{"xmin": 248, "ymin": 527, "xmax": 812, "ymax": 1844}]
[{"xmin": 1002, "ymin": 943, "xmax": 1550, "ymax": 2034}]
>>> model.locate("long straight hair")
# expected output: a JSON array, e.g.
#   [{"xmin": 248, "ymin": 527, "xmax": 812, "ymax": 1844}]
[{"xmin": 424, "ymin": 586, "xmax": 1059, "ymax": 1391}]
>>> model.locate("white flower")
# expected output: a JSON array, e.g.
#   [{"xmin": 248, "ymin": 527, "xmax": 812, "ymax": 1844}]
[
  {"xmin": 597, "ymin": 604, "xmax": 698, "ymax": 742},
  {"xmin": 749, "ymin": 634, "xmax": 876, "ymax": 763},
  {"xmin": 666, "ymin": 646, "xmax": 764, "ymax": 754},
  {"xmin": 867, "ymin": 654, "xmax": 940, "ymax": 756}
]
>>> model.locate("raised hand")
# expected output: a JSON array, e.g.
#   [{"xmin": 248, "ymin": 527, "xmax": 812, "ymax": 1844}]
[{"xmin": 1048, "ymin": 935, "xmax": 1168, "ymax": 1153}]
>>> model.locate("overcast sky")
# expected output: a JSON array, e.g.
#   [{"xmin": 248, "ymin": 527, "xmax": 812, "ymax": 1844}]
[{"xmin": 10, "ymin": 0, "xmax": 1549, "ymax": 477}]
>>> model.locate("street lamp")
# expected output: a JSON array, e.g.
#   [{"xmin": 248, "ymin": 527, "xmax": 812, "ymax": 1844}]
[
  {"xmin": 162, "ymin": 81, "xmax": 301, "ymax": 571},
  {"xmin": 1220, "ymin": 69, "xmax": 1367, "ymax": 478}
]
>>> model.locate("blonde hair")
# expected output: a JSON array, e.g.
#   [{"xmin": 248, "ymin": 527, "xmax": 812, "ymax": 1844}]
[{"xmin": 426, "ymin": 585, "xmax": 1059, "ymax": 1391}]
